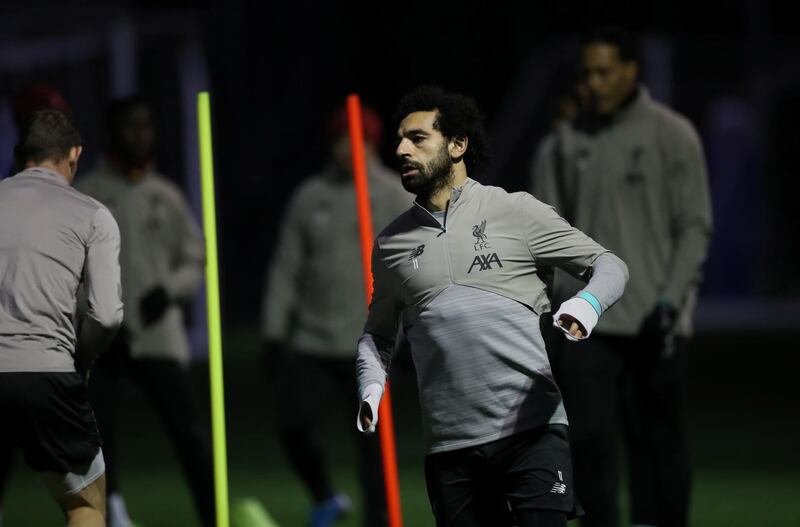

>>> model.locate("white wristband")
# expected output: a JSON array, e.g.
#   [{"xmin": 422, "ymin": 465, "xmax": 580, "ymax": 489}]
[
  {"xmin": 552, "ymin": 296, "xmax": 600, "ymax": 341},
  {"xmin": 356, "ymin": 383, "xmax": 384, "ymax": 434}
]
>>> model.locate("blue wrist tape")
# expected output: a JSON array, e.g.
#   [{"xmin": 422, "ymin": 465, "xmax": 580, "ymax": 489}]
[{"xmin": 577, "ymin": 291, "xmax": 602, "ymax": 317}]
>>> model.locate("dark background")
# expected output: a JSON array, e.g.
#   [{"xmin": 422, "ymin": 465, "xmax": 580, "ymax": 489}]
[
  {"xmin": 1, "ymin": 2, "xmax": 799, "ymax": 526},
  {"xmin": 2, "ymin": 2, "xmax": 800, "ymax": 322}
]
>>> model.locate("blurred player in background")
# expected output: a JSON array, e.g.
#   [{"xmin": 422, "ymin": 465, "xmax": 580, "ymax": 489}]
[
  {"xmin": 531, "ymin": 28, "xmax": 712, "ymax": 527},
  {"xmin": 261, "ymin": 105, "xmax": 410, "ymax": 527},
  {"xmin": 76, "ymin": 97, "xmax": 215, "ymax": 527}
]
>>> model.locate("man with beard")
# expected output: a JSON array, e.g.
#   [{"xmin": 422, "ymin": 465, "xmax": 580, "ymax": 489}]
[
  {"xmin": 530, "ymin": 29, "xmax": 712, "ymax": 527},
  {"xmin": 75, "ymin": 97, "xmax": 214, "ymax": 527},
  {"xmin": 355, "ymin": 86, "xmax": 629, "ymax": 527},
  {"xmin": 261, "ymin": 105, "xmax": 409, "ymax": 527}
]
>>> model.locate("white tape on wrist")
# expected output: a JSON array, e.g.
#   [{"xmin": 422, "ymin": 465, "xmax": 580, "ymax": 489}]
[
  {"xmin": 552, "ymin": 296, "xmax": 600, "ymax": 341},
  {"xmin": 356, "ymin": 383, "xmax": 384, "ymax": 434}
]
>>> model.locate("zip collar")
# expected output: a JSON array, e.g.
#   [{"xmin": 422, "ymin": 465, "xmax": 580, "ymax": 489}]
[
  {"xmin": 575, "ymin": 85, "xmax": 651, "ymax": 133},
  {"xmin": 413, "ymin": 200, "xmax": 450, "ymax": 232},
  {"xmin": 411, "ymin": 178, "xmax": 477, "ymax": 232}
]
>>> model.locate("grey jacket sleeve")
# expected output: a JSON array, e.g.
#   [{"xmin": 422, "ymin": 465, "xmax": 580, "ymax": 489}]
[
  {"xmin": 521, "ymin": 194, "xmax": 611, "ymax": 279},
  {"xmin": 260, "ymin": 190, "xmax": 305, "ymax": 341},
  {"xmin": 521, "ymin": 194, "xmax": 628, "ymax": 312},
  {"xmin": 77, "ymin": 207, "xmax": 123, "ymax": 364},
  {"xmin": 163, "ymin": 192, "xmax": 205, "ymax": 303},
  {"xmin": 661, "ymin": 121, "xmax": 713, "ymax": 308},
  {"xmin": 356, "ymin": 240, "xmax": 401, "ymax": 394},
  {"xmin": 579, "ymin": 253, "xmax": 628, "ymax": 313}
]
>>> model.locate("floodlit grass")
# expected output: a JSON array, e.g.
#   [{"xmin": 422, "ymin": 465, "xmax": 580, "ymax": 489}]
[
  {"xmin": 3, "ymin": 330, "xmax": 798, "ymax": 526},
  {"xmin": 6, "ymin": 463, "xmax": 800, "ymax": 526},
  {"xmin": 2, "ymin": 462, "xmax": 433, "ymax": 526}
]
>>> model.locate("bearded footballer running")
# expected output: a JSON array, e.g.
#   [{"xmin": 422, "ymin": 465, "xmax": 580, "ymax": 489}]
[{"xmin": 355, "ymin": 86, "xmax": 628, "ymax": 527}]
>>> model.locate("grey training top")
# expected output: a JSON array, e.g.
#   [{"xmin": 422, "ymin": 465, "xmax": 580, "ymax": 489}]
[
  {"xmin": 0, "ymin": 168, "xmax": 123, "ymax": 372},
  {"xmin": 407, "ymin": 284, "xmax": 568, "ymax": 452},
  {"xmin": 531, "ymin": 86, "xmax": 712, "ymax": 336},
  {"xmin": 76, "ymin": 160, "xmax": 203, "ymax": 362},
  {"xmin": 261, "ymin": 161, "xmax": 411, "ymax": 357},
  {"xmin": 357, "ymin": 178, "xmax": 628, "ymax": 452}
]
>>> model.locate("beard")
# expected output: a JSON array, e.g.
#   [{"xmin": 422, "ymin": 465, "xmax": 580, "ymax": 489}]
[{"xmin": 400, "ymin": 144, "xmax": 454, "ymax": 198}]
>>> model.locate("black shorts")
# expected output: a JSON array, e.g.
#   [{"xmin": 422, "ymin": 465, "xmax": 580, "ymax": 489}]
[
  {"xmin": 0, "ymin": 372, "xmax": 101, "ymax": 474},
  {"xmin": 424, "ymin": 424, "xmax": 583, "ymax": 526}
]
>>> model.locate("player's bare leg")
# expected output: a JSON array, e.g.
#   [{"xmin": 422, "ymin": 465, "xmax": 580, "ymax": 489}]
[{"xmin": 50, "ymin": 474, "xmax": 106, "ymax": 527}]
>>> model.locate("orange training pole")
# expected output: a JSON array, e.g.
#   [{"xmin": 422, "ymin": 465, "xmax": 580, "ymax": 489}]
[{"xmin": 347, "ymin": 94, "xmax": 403, "ymax": 527}]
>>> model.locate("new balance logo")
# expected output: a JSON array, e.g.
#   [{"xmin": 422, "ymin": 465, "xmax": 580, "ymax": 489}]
[
  {"xmin": 409, "ymin": 245, "xmax": 425, "ymax": 270},
  {"xmin": 550, "ymin": 482, "xmax": 567, "ymax": 494},
  {"xmin": 467, "ymin": 253, "xmax": 503, "ymax": 273}
]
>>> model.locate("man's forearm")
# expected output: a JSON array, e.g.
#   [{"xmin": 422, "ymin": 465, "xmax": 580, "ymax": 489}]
[
  {"xmin": 356, "ymin": 332, "xmax": 393, "ymax": 391},
  {"xmin": 355, "ymin": 332, "xmax": 394, "ymax": 434},
  {"xmin": 580, "ymin": 252, "xmax": 629, "ymax": 310},
  {"xmin": 163, "ymin": 264, "xmax": 204, "ymax": 303},
  {"xmin": 75, "ymin": 317, "xmax": 120, "ymax": 373},
  {"xmin": 552, "ymin": 252, "xmax": 629, "ymax": 341},
  {"xmin": 661, "ymin": 226, "xmax": 711, "ymax": 308}
]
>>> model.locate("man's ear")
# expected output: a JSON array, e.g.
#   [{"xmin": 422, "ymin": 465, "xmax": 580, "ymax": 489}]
[
  {"xmin": 69, "ymin": 146, "xmax": 83, "ymax": 165},
  {"xmin": 67, "ymin": 146, "xmax": 82, "ymax": 180},
  {"xmin": 449, "ymin": 136, "xmax": 468, "ymax": 160}
]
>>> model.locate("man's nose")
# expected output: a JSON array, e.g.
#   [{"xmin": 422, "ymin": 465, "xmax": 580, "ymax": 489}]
[{"xmin": 396, "ymin": 138, "xmax": 411, "ymax": 158}]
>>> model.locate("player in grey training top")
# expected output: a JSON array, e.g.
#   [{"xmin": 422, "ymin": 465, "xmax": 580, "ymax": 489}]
[
  {"xmin": 356, "ymin": 87, "xmax": 628, "ymax": 527},
  {"xmin": 76, "ymin": 97, "xmax": 213, "ymax": 527},
  {"xmin": 0, "ymin": 109, "xmax": 122, "ymax": 527},
  {"xmin": 531, "ymin": 29, "xmax": 712, "ymax": 527},
  {"xmin": 261, "ymin": 105, "xmax": 409, "ymax": 526}
]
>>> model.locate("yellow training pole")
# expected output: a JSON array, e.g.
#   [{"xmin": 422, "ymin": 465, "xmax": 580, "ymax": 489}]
[{"xmin": 197, "ymin": 91, "xmax": 230, "ymax": 527}]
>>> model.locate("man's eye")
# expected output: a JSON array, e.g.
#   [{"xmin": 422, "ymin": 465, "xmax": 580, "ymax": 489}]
[{"xmin": 412, "ymin": 136, "xmax": 424, "ymax": 144}]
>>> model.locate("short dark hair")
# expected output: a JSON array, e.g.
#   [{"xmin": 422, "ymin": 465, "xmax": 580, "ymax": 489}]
[
  {"xmin": 582, "ymin": 27, "xmax": 640, "ymax": 64},
  {"xmin": 14, "ymin": 109, "xmax": 81, "ymax": 166},
  {"xmin": 394, "ymin": 86, "xmax": 490, "ymax": 175}
]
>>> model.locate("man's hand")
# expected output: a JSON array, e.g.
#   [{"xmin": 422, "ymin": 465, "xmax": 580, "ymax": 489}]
[
  {"xmin": 140, "ymin": 286, "xmax": 170, "ymax": 326},
  {"xmin": 552, "ymin": 295, "xmax": 599, "ymax": 341},
  {"xmin": 74, "ymin": 326, "xmax": 129, "ymax": 386},
  {"xmin": 356, "ymin": 384, "xmax": 383, "ymax": 434},
  {"xmin": 359, "ymin": 400, "xmax": 374, "ymax": 431},
  {"xmin": 556, "ymin": 314, "xmax": 586, "ymax": 339},
  {"xmin": 74, "ymin": 355, "xmax": 92, "ymax": 386},
  {"xmin": 640, "ymin": 301, "xmax": 678, "ymax": 339},
  {"xmin": 640, "ymin": 300, "xmax": 679, "ymax": 357}
]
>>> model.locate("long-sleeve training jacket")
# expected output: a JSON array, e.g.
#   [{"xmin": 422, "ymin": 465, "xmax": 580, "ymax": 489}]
[
  {"xmin": 261, "ymin": 161, "xmax": 411, "ymax": 357},
  {"xmin": 76, "ymin": 161, "xmax": 203, "ymax": 362},
  {"xmin": 531, "ymin": 86, "xmax": 712, "ymax": 336},
  {"xmin": 0, "ymin": 167, "xmax": 123, "ymax": 372},
  {"xmin": 357, "ymin": 178, "xmax": 628, "ymax": 452}
]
